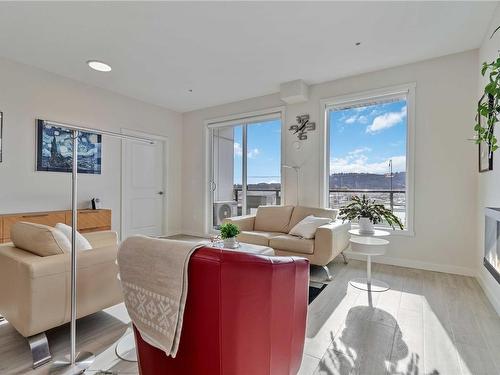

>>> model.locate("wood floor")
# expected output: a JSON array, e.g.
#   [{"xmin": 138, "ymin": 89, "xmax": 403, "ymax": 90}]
[
  {"xmin": 1, "ymin": 259, "xmax": 499, "ymax": 375},
  {"xmin": 303, "ymin": 260, "xmax": 500, "ymax": 375}
]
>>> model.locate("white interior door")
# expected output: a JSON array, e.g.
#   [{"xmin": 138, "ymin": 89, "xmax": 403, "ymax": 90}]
[{"xmin": 122, "ymin": 134, "xmax": 165, "ymax": 239}]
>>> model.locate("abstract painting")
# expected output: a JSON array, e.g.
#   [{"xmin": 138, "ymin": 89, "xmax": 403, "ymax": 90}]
[{"xmin": 36, "ymin": 119, "xmax": 102, "ymax": 174}]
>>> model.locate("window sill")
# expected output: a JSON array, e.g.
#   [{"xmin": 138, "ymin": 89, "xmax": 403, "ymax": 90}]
[{"xmin": 350, "ymin": 223, "xmax": 415, "ymax": 237}]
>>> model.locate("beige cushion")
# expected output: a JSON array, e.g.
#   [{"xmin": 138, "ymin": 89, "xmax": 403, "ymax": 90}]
[
  {"xmin": 270, "ymin": 234, "xmax": 315, "ymax": 255},
  {"xmin": 83, "ymin": 231, "xmax": 119, "ymax": 248},
  {"xmin": 237, "ymin": 231, "xmax": 283, "ymax": 246},
  {"xmin": 289, "ymin": 215, "xmax": 332, "ymax": 239},
  {"xmin": 11, "ymin": 222, "xmax": 70, "ymax": 256},
  {"xmin": 288, "ymin": 206, "xmax": 338, "ymax": 229},
  {"xmin": 55, "ymin": 223, "xmax": 92, "ymax": 251},
  {"xmin": 0, "ymin": 242, "xmax": 122, "ymax": 337},
  {"xmin": 254, "ymin": 205, "xmax": 294, "ymax": 232}
]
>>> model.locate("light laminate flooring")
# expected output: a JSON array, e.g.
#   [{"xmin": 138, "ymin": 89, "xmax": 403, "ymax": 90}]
[{"xmin": 1, "ymin": 258, "xmax": 499, "ymax": 375}]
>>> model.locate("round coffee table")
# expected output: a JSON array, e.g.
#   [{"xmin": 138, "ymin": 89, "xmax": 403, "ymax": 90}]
[{"xmin": 349, "ymin": 236, "xmax": 390, "ymax": 292}]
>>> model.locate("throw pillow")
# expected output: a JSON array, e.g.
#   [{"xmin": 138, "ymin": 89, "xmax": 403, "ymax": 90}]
[
  {"xmin": 55, "ymin": 223, "xmax": 93, "ymax": 251},
  {"xmin": 289, "ymin": 215, "xmax": 332, "ymax": 239},
  {"xmin": 11, "ymin": 221, "xmax": 71, "ymax": 256}
]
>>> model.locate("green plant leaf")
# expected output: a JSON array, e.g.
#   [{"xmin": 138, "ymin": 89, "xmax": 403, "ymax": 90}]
[{"xmin": 219, "ymin": 222, "xmax": 240, "ymax": 239}]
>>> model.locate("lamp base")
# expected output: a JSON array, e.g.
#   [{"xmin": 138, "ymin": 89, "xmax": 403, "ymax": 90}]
[
  {"xmin": 49, "ymin": 351, "xmax": 95, "ymax": 374},
  {"xmin": 115, "ymin": 331, "xmax": 137, "ymax": 362}
]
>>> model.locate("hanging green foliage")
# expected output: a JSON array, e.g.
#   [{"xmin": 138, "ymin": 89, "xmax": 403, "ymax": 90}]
[{"xmin": 475, "ymin": 27, "xmax": 500, "ymax": 153}]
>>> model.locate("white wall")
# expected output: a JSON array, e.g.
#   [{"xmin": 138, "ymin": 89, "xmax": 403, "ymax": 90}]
[
  {"xmin": 477, "ymin": 6, "xmax": 500, "ymax": 314},
  {"xmin": 182, "ymin": 50, "xmax": 479, "ymax": 275},
  {"xmin": 0, "ymin": 57, "xmax": 183, "ymax": 236}
]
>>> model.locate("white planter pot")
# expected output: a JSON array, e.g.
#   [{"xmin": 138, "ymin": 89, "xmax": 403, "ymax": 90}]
[
  {"xmin": 223, "ymin": 237, "xmax": 238, "ymax": 249},
  {"xmin": 358, "ymin": 217, "xmax": 375, "ymax": 235}
]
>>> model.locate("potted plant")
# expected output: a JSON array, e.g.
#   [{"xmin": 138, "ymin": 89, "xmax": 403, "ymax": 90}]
[
  {"xmin": 338, "ymin": 195, "xmax": 404, "ymax": 234},
  {"xmin": 219, "ymin": 222, "xmax": 240, "ymax": 249}
]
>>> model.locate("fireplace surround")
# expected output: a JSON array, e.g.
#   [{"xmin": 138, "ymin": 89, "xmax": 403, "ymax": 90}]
[{"xmin": 484, "ymin": 207, "xmax": 500, "ymax": 284}]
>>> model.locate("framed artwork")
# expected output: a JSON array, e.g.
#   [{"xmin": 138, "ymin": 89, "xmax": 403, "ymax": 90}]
[
  {"xmin": 0, "ymin": 111, "xmax": 3, "ymax": 162},
  {"xmin": 479, "ymin": 94, "xmax": 494, "ymax": 173},
  {"xmin": 479, "ymin": 140, "xmax": 493, "ymax": 172},
  {"xmin": 36, "ymin": 119, "xmax": 102, "ymax": 174}
]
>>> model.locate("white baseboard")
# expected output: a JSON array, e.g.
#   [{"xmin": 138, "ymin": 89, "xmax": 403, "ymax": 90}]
[
  {"xmin": 177, "ymin": 230, "xmax": 207, "ymax": 238},
  {"xmin": 476, "ymin": 269, "xmax": 500, "ymax": 316},
  {"xmin": 343, "ymin": 250, "xmax": 476, "ymax": 277}
]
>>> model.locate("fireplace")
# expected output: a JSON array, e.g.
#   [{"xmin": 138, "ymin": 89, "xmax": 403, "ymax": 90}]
[{"xmin": 484, "ymin": 207, "xmax": 500, "ymax": 284}]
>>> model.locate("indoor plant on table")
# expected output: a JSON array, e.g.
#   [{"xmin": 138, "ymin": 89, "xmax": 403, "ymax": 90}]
[
  {"xmin": 219, "ymin": 222, "xmax": 240, "ymax": 249},
  {"xmin": 338, "ymin": 195, "xmax": 404, "ymax": 234}
]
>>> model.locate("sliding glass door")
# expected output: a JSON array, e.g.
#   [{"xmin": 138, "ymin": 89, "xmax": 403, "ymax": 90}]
[{"xmin": 209, "ymin": 114, "xmax": 282, "ymax": 230}]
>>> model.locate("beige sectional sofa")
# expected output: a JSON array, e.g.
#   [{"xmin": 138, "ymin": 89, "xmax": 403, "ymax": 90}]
[
  {"xmin": 224, "ymin": 205, "xmax": 350, "ymax": 279},
  {"xmin": 0, "ymin": 223, "xmax": 123, "ymax": 368}
]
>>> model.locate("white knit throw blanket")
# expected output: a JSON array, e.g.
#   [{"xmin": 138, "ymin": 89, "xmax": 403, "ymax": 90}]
[{"xmin": 117, "ymin": 236, "xmax": 204, "ymax": 357}]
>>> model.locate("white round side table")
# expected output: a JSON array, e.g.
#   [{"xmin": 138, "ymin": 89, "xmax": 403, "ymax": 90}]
[
  {"xmin": 348, "ymin": 228, "xmax": 390, "ymax": 237},
  {"xmin": 349, "ymin": 236, "xmax": 390, "ymax": 292}
]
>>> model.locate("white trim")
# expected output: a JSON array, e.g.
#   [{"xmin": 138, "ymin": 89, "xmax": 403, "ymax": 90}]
[
  {"xmin": 319, "ymin": 83, "xmax": 416, "ymax": 235},
  {"xmin": 204, "ymin": 106, "xmax": 286, "ymax": 236},
  {"xmin": 476, "ymin": 268, "xmax": 500, "ymax": 316},
  {"xmin": 242, "ymin": 124, "xmax": 248, "ymax": 214},
  {"xmin": 206, "ymin": 107, "xmax": 285, "ymax": 128},
  {"xmin": 120, "ymin": 128, "xmax": 169, "ymax": 240},
  {"xmin": 344, "ymin": 250, "xmax": 476, "ymax": 277}
]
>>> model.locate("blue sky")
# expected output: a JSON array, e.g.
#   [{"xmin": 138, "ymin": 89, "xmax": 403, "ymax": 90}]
[
  {"xmin": 233, "ymin": 119, "xmax": 281, "ymax": 184},
  {"xmin": 329, "ymin": 99, "xmax": 407, "ymax": 175},
  {"xmin": 230, "ymin": 100, "xmax": 406, "ymax": 185}
]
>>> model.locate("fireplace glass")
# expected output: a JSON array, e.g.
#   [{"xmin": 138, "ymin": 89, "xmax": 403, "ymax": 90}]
[{"xmin": 484, "ymin": 207, "xmax": 500, "ymax": 284}]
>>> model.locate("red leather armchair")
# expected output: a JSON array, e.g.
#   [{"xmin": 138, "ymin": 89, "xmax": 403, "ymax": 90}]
[{"xmin": 132, "ymin": 246, "xmax": 309, "ymax": 375}]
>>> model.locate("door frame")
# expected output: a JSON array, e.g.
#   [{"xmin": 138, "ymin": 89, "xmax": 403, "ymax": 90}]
[
  {"xmin": 120, "ymin": 128, "xmax": 169, "ymax": 241},
  {"xmin": 204, "ymin": 106, "xmax": 286, "ymax": 235}
]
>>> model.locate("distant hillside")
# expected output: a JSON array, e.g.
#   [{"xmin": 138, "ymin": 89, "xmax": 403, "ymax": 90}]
[
  {"xmin": 330, "ymin": 172, "xmax": 406, "ymax": 190},
  {"xmin": 235, "ymin": 183, "xmax": 281, "ymax": 190},
  {"xmin": 232, "ymin": 172, "xmax": 406, "ymax": 191}
]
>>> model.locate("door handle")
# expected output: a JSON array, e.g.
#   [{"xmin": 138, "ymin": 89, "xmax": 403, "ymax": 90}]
[{"xmin": 158, "ymin": 191, "xmax": 164, "ymax": 195}]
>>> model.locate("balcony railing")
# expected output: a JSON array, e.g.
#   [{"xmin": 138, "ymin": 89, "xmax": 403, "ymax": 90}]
[
  {"xmin": 329, "ymin": 189, "xmax": 405, "ymax": 211},
  {"xmin": 233, "ymin": 188, "xmax": 281, "ymax": 215},
  {"xmin": 227, "ymin": 187, "xmax": 405, "ymax": 224}
]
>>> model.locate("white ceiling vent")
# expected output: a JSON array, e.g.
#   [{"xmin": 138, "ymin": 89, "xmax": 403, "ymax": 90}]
[{"xmin": 280, "ymin": 79, "xmax": 309, "ymax": 104}]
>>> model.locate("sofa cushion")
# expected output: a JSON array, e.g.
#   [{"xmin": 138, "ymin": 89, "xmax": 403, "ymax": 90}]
[
  {"xmin": 237, "ymin": 231, "xmax": 283, "ymax": 246},
  {"xmin": 11, "ymin": 222, "xmax": 70, "ymax": 256},
  {"xmin": 269, "ymin": 234, "xmax": 314, "ymax": 255},
  {"xmin": 55, "ymin": 223, "xmax": 93, "ymax": 251},
  {"xmin": 289, "ymin": 215, "xmax": 332, "ymax": 239},
  {"xmin": 288, "ymin": 206, "xmax": 338, "ymax": 230},
  {"xmin": 254, "ymin": 205, "xmax": 294, "ymax": 233}
]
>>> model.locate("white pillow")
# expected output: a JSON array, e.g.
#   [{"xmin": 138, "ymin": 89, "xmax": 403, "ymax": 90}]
[
  {"xmin": 289, "ymin": 215, "xmax": 332, "ymax": 239},
  {"xmin": 55, "ymin": 223, "xmax": 92, "ymax": 251}
]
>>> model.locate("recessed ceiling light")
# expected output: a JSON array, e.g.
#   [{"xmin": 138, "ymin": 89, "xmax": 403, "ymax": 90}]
[
  {"xmin": 355, "ymin": 42, "xmax": 361, "ymax": 46},
  {"xmin": 87, "ymin": 60, "xmax": 112, "ymax": 72}
]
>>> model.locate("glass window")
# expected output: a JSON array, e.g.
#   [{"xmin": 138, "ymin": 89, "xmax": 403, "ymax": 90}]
[
  {"xmin": 327, "ymin": 94, "xmax": 408, "ymax": 228},
  {"xmin": 210, "ymin": 115, "xmax": 281, "ymax": 229}
]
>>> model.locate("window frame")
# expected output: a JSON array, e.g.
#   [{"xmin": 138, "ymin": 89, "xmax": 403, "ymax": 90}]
[
  {"xmin": 204, "ymin": 106, "xmax": 286, "ymax": 235},
  {"xmin": 319, "ymin": 83, "xmax": 416, "ymax": 236}
]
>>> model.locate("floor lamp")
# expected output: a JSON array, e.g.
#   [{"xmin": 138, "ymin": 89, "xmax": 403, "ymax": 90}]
[
  {"xmin": 283, "ymin": 164, "xmax": 300, "ymax": 205},
  {"xmin": 46, "ymin": 121, "xmax": 154, "ymax": 374}
]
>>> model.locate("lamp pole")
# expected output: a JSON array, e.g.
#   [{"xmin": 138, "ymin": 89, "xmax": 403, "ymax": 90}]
[
  {"xmin": 283, "ymin": 164, "xmax": 300, "ymax": 205},
  {"xmin": 51, "ymin": 130, "xmax": 95, "ymax": 373},
  {"xmin": 49, "ymin": 122, "xmax": 154, "ymax": 374}
]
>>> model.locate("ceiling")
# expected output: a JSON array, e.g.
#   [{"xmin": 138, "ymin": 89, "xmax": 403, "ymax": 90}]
[{"xmin": 0, "ymin": 2, "xmax": 496, "ymax": 112}]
